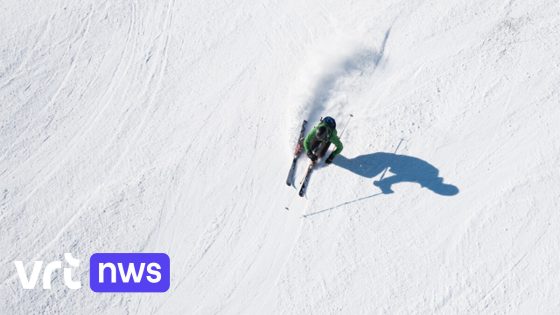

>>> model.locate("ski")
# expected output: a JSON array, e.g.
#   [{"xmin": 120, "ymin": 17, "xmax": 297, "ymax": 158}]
[
  {"xmin": 286, "ymin": 120, "xmax": 307, "ymax": 186},
  {"xmin": 298, "ymin": 161, "xmax": 315, "ymax": 197}
]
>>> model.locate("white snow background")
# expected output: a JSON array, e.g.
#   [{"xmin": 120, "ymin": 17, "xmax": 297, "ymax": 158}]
[{"xmin": 1, "ymin": 0, "xmax": 560, "ymax": 313}]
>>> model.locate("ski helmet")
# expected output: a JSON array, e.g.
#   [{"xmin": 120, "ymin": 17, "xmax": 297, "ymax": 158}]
[
  {"xmin": 322, "ymin": 116, "xmax": 336, "ymax": 129},
  {"xmin": 316, "ymin": 126, "xmax": 329, "ymax": 141}
]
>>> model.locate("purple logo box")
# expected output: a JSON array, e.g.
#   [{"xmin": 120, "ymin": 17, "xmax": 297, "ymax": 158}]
[{"xmin": 90, "ymin": 253, "xmax": 170, "ymax": 292}]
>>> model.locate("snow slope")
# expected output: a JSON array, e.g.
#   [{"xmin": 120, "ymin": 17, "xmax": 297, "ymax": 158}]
[{"xmin": 1, "ymin": 0, "xmax": 560, "ymax": 313}]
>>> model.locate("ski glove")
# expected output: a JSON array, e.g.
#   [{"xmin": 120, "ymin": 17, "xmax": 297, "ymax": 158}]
[{"xmin": 307, "ymin": 151, "xmax": 318, "ymax": 162}]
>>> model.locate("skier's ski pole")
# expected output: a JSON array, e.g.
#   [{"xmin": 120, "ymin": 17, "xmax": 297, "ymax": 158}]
[
  {"xmin": 321, "ymin": 113, "xmax": 353, "ymax": 167},
  {"xmin": 338, "ymin": 114, "xmax": 354, "ymax": 138}
]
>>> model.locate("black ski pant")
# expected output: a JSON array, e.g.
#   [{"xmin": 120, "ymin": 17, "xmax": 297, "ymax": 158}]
[{"xmin": 309, "ymin": 138, "xmax": 331, "ymax": 158}]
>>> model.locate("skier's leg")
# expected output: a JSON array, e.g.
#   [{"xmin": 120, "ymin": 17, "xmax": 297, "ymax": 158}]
[
  {"xmin": 316, "ymin": 141, "xmax": 331, "ymax": 158},
  {"xmin": 309, "ymin": 138, "xmax": 320, "ymax": 153}
]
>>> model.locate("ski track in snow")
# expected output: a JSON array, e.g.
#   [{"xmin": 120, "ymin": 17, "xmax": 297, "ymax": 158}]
[{"xmin": 1, "ymin": 0, "xmax": 560, "ymax": 313}]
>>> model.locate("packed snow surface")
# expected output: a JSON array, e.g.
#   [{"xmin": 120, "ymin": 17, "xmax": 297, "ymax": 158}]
[{"xmin": 1, "ymin": 0, "xmax": 560, "ymax": 313}]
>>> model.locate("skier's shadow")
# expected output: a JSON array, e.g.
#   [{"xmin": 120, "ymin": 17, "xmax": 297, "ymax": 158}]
[{"xmin": 333, "ymin": 152, "xmax": 459, "ymax": 196}]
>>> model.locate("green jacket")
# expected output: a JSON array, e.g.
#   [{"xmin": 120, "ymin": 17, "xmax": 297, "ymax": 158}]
[{"xmin": 303, "ymin": 122, "xmax": 343, "ymax": 157}]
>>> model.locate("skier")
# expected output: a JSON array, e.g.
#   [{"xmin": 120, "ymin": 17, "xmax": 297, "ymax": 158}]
[{"xmin": 303, "ymin": 116, "xmax": 343, "ymax": 164}]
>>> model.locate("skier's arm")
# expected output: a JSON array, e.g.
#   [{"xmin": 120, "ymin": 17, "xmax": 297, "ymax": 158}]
[
  {"xmin": 303, "ymin": 127, "xmax": 317, "ymax": 152},
  {"xmin": 330, "ymin": 132, "xmax": 343, "ymax": 156}
]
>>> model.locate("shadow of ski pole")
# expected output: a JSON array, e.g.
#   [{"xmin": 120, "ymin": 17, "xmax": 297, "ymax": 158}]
[{"xmin": 303, "ymin": 192, "xmax": 383, "ymax": 218}]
